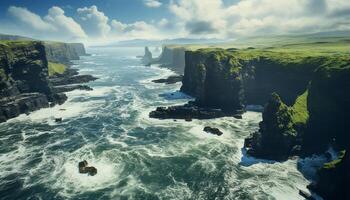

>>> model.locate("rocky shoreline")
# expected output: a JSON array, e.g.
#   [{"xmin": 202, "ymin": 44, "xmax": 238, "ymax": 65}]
[
  {"xmin": 149, "ymin": 101, "xmax": 243, "ymax": 120},
  {"xmin": 0, "ymin": 40, "xmax": 96, "ymax": 123},
  {"xmin": 145, "ymin": 45, "xmax": 350, "ymax": 199}
]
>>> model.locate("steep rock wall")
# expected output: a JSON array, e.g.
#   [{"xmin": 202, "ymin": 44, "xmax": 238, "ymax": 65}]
[
  {"xmin": 152, "ymin": 46, "xmax": 186, "ymax": 74},
  {"xmin": 44, "ymin": 42, "xmax": 80, "ymax": 64},
  {"xmin": 0, "ymin": 41, "xmax": 66, "ymax": 122},
  {"xmin": 181, "ymin": 49, "xmax": 321, "ymax": 111}
]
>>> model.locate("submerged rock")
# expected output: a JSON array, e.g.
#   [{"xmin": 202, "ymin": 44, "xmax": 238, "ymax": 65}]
[
  {"xmin": 152, "ymin": 75, "xmax": 183, "ymax": 84},
  {"xmin": 78, "ymin": 160, "xmax": 97, "ymax": 176},
  {"xmin": 203, "ymin": 126, "xmax": 223, "ymax": 136}
]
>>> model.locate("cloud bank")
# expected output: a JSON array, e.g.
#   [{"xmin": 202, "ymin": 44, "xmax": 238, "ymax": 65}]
[{"xmin": 3, "ymin": 0, "xmax": 350, "ymax": 44}]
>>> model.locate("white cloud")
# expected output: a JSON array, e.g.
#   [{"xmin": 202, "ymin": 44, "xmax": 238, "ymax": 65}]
[
  {"xmin": 77, "ymin": 5, "xmax": 111, "ymax": 38},
  {"xmin": 143, "ymin": 0, "xmax": 162, "ymax": 8},
  {"xmin": 169, "ymin": 0, "xmax": 350, "ymax": 37},
  {"xmin": 8, "ymin": 6, "xmax": 86, "ymax": 41},
  {"xmin": 8, "ymin": 6, "xmax": 54, "ymax": 32},
  {"xmin": 158, "ymin": 18, "xmax": 169, "ymax": 27},
  {"xmin": 45, "ymin": 7, "xmax": 87, "ymax": 39}
]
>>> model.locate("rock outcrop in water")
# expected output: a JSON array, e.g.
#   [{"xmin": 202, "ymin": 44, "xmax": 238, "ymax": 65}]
[
  {"xmin": 141, "ymin": 46, "xmax": 152, "ymax": 65},
  {"xmin": 149, "ymin": 101, "xmax": 242, "ymax": 120},
  {"xmin": 244, "ymin": 93, "xmax": 298, "ymax": 160},
  {"xmin": 152, "ymin": 75, "xmax": 183, "ymax": 84},
  {"xmin": 203, "ymin": 126, "xmax": 223, "ymax": 136},
  {"xmin": 78, "ymin": 160, "xmax": 97, "ymax": 176}
]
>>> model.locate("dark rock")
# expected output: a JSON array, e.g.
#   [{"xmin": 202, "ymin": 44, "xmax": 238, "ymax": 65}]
[
  {"xmin": 308, "ymin": 149, "xmax": 350, "ymax": 199},
  {"xmin": 185, "ymin": 117, "xmax": 192, "ymax": 122},
  {"xmin": 78, "ymin": 160, "xmax": 97, "ymax": 176},
  {"xmin": 85, "ymin": 166, "xmax": 97, "ymax": 176},
  {"xmin": 0, "ymin": 93, "xmax": 49, "ymax": 122},
  {"xmin": 152, "ymin": 75, "xmax": 183, "ymax": 84},
  {"xmin": 233, "ymin": 114, "xmax": 242, "ymax": 119},
  {"xmin": 244, "ymin": 93, "xmax": 298, "ymax": 161},
  {"xmin": 55, "ymin": 118, "xmax": 62, "ymax": 122},
  {"xmin": 149, "ymin": 102, "xmax": 241, "ymax": 120},
  {"xmin": 52, "ymin": 85, "xmax": 93, "ymax": 93},
  {"xmin": 50, "ymin": 74, "xmax": 97, "ymax": 86},
  {"xmin": 203, "ymin": 126, "xmax": 223, "ymax": 136},
  {"xmin": 78, "ymin": 160, "xmax": 88, "ymax": 173},
  {"xmin": 298, "ymin": 189, "xmax": 315, "ymax": 200}
]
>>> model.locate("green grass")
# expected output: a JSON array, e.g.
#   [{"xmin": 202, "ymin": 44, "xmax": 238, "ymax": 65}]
[
  {"xmin": 48, "ymin": 62, "xmax": 66, "ymax": 76},
  {"xmin": 323, "ymin": 150, "xmax": 346, "ymax": 169},
  {"xmin": 291, "ymin": 90, "xmax": 309, "ymax": 125}
]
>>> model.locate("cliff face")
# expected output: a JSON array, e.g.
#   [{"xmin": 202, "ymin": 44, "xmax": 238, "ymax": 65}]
[
  {"xmin": 310, "ymin": 148, "xmax": 350, "ymax": 199},
  {"xmin": 69, "ymin": 43, "xmax": 88, "ymax": 56},
  {"xmin": 44, "ymin": 42, "xmax": 80, "ymax": 64},
  {"xmin": 181, "ymin": 50, "xmax": 244, "ymax": 112},
  {"xmin": 181, "ymin": 49, "xmax": 321, "ymax": 112},
  {"xmin": 245, "ymin": 93, "xmax": 298, "ymax": 160},
  {"xmin": 0, "ymin": 41, "xmax": 66, "ymax": 122},
  {"xmin": 304, "ymin": 63, "xmax": 350, "ymax": 153},
  {"xmin": 152, "ymin": 46, "xmax": 186, "ymax": 74}
]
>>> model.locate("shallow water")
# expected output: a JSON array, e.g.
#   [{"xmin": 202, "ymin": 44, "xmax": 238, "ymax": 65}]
[{"xmin": 0, "ymin": 47, "xmax": 322, "ymax": 199}]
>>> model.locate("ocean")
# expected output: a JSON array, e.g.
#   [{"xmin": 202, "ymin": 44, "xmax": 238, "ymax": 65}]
[{"xmin": 0, "ymin": 47, "xmax": 325, "ymax": 200}]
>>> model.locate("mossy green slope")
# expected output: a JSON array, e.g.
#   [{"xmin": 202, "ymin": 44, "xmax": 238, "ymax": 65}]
[{"xmin": 48, "ymin": 62, "xmax": 66, "ymax": 77}]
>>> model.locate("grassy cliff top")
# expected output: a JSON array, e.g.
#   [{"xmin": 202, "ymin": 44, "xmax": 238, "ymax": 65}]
[
  {"xmin": 192, "ymin": 41, "xmax": 350, "ymax": 69},
  {"xmin": 0, "ymin": 40, "xmax": 40, "ymax": 47}
]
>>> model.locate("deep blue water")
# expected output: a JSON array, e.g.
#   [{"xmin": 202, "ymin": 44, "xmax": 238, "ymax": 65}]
[{"xmin": 0, "ymin": 47, "xmax": 322, "ymax": 200}]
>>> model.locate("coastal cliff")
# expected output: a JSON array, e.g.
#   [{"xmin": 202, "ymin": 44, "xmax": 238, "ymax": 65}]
[
  {"xmin": 0, "ymin": 41, "xmax": 67, "ymax": 122},
  {"xmin": 181, "ymin": 48, "xmax": 322, "ymax": 110},
  {"xmin": 150, "ymin": 46, "xmax": 186, "ymax": 74},
  {"xmin": 0, "ymin": 40, "xmax": 94, "ymax": 123},
  {"xmin": 176, "ymin": 46, "xmax": 350, "ymax": 199}
]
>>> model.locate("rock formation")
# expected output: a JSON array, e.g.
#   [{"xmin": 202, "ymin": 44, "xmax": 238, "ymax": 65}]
[
  {"xmin": 0, "ymin": 40, "xmax": 95, "ymax": 123},
  {"xmin": 149, "ymin": 46, "xmax": 186, "ymax": 74},
  {"xmin": 141, "ymin": 46, "xmax": 152, "ymax": 65},
  {"xmin": 78, "ymin": 160, "xmax": 97, "ymax": 176},
  {"xmin": 244, "ymin": 93, "xmax": 298, "ymax": 160},
  {"xmin": 152, "ymin": 75, "xmax": 183, "ymax": 84},
  {"xmin": 203, "ymin": 126, "xmax": 223, "ymax": 136}
]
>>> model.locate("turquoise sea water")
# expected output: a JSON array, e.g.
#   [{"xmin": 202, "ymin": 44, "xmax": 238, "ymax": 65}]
[{"xmin": 0, "ymin": 47, "xmax": 323, "ymax": 200}]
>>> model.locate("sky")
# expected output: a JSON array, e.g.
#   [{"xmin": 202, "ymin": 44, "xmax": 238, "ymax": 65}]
[{"xmin": 0, "ymin": 0, "xmax": 349, "ymax": 45}]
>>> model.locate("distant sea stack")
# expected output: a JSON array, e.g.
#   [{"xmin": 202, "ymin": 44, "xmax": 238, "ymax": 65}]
[
  {"xmin": 146, "ymin": 46, "xmax": 186, "ymax": 74},
  {"xmin": 141, "ymin": 46, "xmax": 153, "ymax": 65}
]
